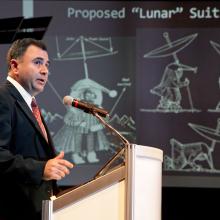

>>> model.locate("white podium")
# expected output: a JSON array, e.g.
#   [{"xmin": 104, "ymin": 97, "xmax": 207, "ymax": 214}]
[{"xmin": 42, "ymin": 144, "xmax": 163, "ymax": 220}]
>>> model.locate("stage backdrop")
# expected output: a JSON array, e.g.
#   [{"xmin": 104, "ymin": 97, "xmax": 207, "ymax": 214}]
[{"xmin": 1, "ymin": 1, "xmax": 220, "ymax": 188}]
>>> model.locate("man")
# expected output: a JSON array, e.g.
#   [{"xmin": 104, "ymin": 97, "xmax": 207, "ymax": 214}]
[{"xmin": 0, "ymin": 38, "xmax": 74, "ymax": 220}]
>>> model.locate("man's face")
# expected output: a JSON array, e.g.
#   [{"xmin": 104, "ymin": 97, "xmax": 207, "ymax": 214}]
[{"xmin": 13, "ymin": 45, "xmax": 50, "ymax": 96}]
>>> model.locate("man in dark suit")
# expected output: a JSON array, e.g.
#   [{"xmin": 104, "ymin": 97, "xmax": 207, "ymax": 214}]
[{"xmin": 0, "ymin": 38, "xmax": 74, "ymax": 220}]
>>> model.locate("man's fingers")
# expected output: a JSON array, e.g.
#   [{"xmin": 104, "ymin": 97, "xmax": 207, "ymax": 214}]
[
  {"xmin": 55, "ymin": 151, "xmax": 64, "ymax": 159},
  {"xmin": 55, "ymin": 164, "xmax": 71, "ymax": 175},
  {"xmin": 45, "ymin": 168, "xmax": 67, "ymax": 180},
  {"xmin": 43, "ymin": 154, "xmax": 74, "ymax": 181},
  {"xmin": 58, "ymin": 159, "xmax": 74, "ymax": 169}
]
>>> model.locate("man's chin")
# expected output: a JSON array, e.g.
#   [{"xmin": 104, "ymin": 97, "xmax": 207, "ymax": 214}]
[{"xmin": 33, "ymin": 86, "xmax": 45, "ymax": 96}]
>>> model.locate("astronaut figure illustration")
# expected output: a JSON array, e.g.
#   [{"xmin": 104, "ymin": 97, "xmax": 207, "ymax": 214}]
[
  {"xmin": 151, "ymin": 62, "xmax": 194, "ymax": 111},
  {"xmin": 54, "ymin": 78, "xmax": 117, "ymax": 164}
]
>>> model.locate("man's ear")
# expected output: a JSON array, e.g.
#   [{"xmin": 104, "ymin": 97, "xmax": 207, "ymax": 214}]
[{"xmin": 10, "ymin": 59, "xmax": 19, "ymax": 71}]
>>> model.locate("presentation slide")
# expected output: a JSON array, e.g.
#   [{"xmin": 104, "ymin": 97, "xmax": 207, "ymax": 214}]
[{"xmin": 1, "ymin": 1, "xmax": 220, "ymax": 187}]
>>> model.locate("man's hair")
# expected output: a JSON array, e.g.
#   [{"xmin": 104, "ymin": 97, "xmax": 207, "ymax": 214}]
[{"xmin": 6, "ymin": 38, "xmax": 47, "ymax": 71}]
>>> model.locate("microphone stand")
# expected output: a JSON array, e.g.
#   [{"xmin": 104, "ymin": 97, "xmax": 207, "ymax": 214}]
[{"xmin": 92, "ymin": 111, "xmax": 130, "ymax": 178}]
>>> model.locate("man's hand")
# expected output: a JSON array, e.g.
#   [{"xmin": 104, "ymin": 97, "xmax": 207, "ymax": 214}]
[{"xmin": 43, "ymin": 151, "xmax": 74, "ymax": 181}]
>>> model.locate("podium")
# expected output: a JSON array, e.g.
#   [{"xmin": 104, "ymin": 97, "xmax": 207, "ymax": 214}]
[{"xmin": 42, "ymin": 144, "xmax": 163, "ymax": 220}]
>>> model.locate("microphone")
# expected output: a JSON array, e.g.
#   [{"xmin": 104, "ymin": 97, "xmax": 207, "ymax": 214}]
[{"xmin": 63, "ymin": 96, "xmax": 109, "ymax": 118}]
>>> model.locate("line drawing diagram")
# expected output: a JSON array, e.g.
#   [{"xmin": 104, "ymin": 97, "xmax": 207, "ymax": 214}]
[
  {"xmin": 54, "ymin": 35, "xmax": 118, "ymax": 62},
  {"xmin": 43, "ymin": 36, "xmax": 135, "ymax": 165},
  {"xmin": 208, "ymin": 40, "xmax": 220, "ymax": 112},
  {"xmin": 141, "ymin": 32, "xmax": 199, "ymax": 113},
  {"xmin": 164, "ymin": 118, "xmax": 220, "ymax": 173}
]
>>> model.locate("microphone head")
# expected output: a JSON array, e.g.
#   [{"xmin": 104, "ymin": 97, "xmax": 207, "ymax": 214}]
[{"xmin": 63, "ymin": 96, "xmax": 73, "ymax": 106}]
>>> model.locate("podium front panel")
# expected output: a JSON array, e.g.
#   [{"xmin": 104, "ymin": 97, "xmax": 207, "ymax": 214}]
[{"xmin": 54, "ymin": 180, "xmax": 125, "ymax": 220}]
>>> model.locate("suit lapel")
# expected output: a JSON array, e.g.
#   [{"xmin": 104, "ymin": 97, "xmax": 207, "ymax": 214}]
[
  {"xmin": 17, "ymin": 99, "xmax": 56, "ymax": 156},
  {"xmin": 6, "ymin": 81, "xmax": 49, "ymax": 144}
]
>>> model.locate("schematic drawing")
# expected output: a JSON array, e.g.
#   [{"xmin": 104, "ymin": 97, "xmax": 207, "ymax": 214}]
[
  {"xmin": 54, "ymin": 36, "xmax": 118, "ymax": 62},
  {"xmin": 164, "ymin": 118, "xmax": 220, "ymax": 173},
  {"xmin": 208, "ymin": 40, "xmax": 220, "ymax": 112},
  {"xmin": 44, "ymin": 36, "xmax": 135, "ymax": 164},
  {"xmin": 141, "ymin": 32, "xmax": 199, "ymax": 113}
]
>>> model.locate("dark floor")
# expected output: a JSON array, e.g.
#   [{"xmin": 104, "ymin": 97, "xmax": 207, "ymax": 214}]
[{"xmin": 162, "ymin": 187, "xmax": 220, "ymax": 220}]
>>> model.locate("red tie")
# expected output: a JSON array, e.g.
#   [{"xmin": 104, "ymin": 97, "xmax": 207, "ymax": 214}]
[{"xmin": 31, "ymin": 98, "xmax": 48, "ymax": 142}]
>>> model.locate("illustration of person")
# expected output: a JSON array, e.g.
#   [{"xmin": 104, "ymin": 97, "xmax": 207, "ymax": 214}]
[
  {"xmin": 53, "ymin": 78, "xmax": 117, "ymax": 164},
  {"xmin": 150, "ymin": 62, "xmax": 192, "ymax": 111}
]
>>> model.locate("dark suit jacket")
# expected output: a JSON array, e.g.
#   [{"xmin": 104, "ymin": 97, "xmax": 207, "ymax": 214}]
[{"xmin": 0, "ymin": 81, "xmax": 57, "ymax": 220}]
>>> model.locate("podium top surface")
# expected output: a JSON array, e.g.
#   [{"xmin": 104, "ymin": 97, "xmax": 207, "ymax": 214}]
[{"xmin": 132, "ymin": 144, "xmax": 163, "ymax": 162}]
